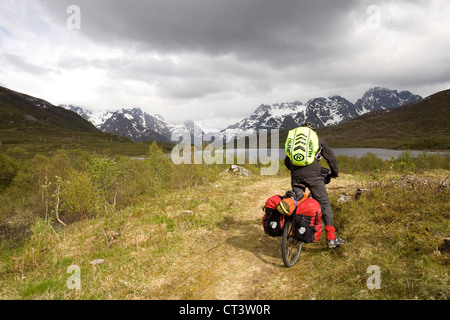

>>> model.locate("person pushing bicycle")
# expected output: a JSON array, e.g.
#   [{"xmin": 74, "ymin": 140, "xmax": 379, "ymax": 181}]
[{"xmin": 284, "ymin": 122, "xmax": 347, "ymax": 249}]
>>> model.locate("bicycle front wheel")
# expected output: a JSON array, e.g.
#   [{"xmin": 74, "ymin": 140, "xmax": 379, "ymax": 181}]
[{"xmin": 281, "ymin": 218, "xmax": 303, "ymax": 268}]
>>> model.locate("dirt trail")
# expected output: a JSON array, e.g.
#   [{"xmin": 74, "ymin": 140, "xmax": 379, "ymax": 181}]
[
  {"xmin": 185, "ymin": 173, "xmax": 363, "ymax": 300},
  {"xmin": 162, "ymin": 175, "xmax": 342, "ymax": 300},
  {"xmin": 142, "ymin": 172, "xmax": 361, "ymax": 300},
  {"xmin": 205, "ymin": 177, "xmax": 290, "ymax": 300}
]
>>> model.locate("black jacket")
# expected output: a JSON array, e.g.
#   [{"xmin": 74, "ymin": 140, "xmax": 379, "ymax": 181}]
[{"xmin": 284, "ymin": 137, "xmax": 339, "ymax": 181}]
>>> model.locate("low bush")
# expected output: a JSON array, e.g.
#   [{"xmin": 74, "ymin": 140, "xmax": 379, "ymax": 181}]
[{"xmin": 335, "ymin": 151, "xmax": 449, "ymax": 175}]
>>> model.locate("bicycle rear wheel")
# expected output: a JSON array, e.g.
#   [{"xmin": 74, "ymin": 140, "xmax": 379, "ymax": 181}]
[{"xmin": 281, "ymin": 218, "xmax": 303, "ymax": 268}]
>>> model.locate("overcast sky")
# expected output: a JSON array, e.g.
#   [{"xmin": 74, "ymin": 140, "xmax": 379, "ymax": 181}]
[{"xmin": 1, "ymin": 0, "xmax": 449, "ymax": 131}]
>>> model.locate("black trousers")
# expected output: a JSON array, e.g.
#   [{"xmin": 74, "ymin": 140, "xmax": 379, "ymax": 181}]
[{"xmin": 292, "ymin": 176, "xmax": 334, "ymax": 228}]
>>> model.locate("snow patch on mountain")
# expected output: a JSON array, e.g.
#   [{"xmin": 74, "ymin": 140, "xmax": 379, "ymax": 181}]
[
  {"xmin": 61, "ymin": 87, "xmax": 422, "ymax": 143},
  {"xmin": 61, "ymin": 105, "xmax": 203, "ymax": 143},
  {"xmin": 222, "ymin": 87, "xmax": 422, "ymax": 139}
]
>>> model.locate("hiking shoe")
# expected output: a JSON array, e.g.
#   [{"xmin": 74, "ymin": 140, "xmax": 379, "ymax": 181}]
[{"xmin": 327, "ymin": 238, "xmax": 347, "ymax": 249}]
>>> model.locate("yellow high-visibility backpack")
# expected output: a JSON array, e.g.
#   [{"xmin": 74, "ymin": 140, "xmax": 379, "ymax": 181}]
[{"xmin": 285, "ymin": 127, "xmax": 320, "ymax": 166}]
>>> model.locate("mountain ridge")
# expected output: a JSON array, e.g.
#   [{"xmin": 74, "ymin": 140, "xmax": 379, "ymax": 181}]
[
  {"xmin": 317, "ymin": 88, "xmax": 450, "ymax": 149},
  {"xmin": 61, "ymin": 105, "xmax": 204, "ymax": 143},
  {"xmin": 62, "ymin": 87, "xmax": 423, "ymax": 143},
  {"xmin": 0, "ymin": 85, "xmax": 150, "ymax": 155},
  {"xmin": 2, "ymin": 85, "xmax": 446, "ymax": 151},
  {"xmin": 222, "ymin": 87, "xmax": 423, "ymax": 139}
]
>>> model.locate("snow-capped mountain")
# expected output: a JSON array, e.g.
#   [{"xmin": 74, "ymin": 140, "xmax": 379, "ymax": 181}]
[
  {"xmin": 61, "ymin": 105, "xmax": 204, "ymax": 143},
  {"xmin": 354, "ymin": 87, "xmax": 423, "ymax": 114},
  {"xmin": 223, "ymin": 101, "xmax": 305, "ymax": 138},
  {"xmin": 59, "ymin": 104, "xmax": 93, "ymax": 121},
  {"xmin": 62, "ymin": 87, "xmax": 422, "ymax": 143},
  {"xmin": 222, "ymin": 87, "xmax": 422, "ymax": 138},
  {"xmin": 98, "ymin": 108, "xmax": 170, "ymax": 142}
]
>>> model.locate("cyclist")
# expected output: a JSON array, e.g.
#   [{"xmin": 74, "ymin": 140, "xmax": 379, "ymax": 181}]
[{"xmin": 284, "ymin": 122, "xmax": 347, "ymax": 249}]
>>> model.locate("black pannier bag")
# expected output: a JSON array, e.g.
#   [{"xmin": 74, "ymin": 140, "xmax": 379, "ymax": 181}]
[{"xmin": 262, "ymin": 195, "xmax": 285, "ymax": 237}]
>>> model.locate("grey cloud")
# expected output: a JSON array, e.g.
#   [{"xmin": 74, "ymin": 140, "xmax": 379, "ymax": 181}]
[
  {"xmin": 41, "ymin": 0, "xmax": 361, "ymax": 67},
  {"xmin": 16, "ymin": 0, "xmax": 450, "ymax": 116},
  {"xmin": 1, "ymin": 53, "xmax": 54, "ymax": 75},
  {"xmin": 57, "ymin": 50, "xmax": 276, "ymax": 100}
]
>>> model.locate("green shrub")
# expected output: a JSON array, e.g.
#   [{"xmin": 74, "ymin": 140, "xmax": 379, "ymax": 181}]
[
  {"xmin": 0, "ymin": 154, "xmax": 19, "ymax": 190},
  {"xmin": 336, "ymin": 151, "xmax": 449, "ymax": 174},
  {"xmin": 89, "ymin": 156, "xmax": 120, "ymax": 209},
  {"xmin": 390, "ymin": 152, "xmax": 416, "ymax": 173},
  {"xmin": 334, "ymin": 153, "xmax": 386, "ymax": 174},
  {"xmin": 144, "ymin": 142, "xmax": 175, "ymax": 194},
  {"xmin": 63, "ymin": 170, "xmax": 101, "ymax": 220},
  {"xmin": 6, "ymin": 146, "xmax": 29, "ymax": 163},
  {"xmin": 415, "ymin": 151, "xmax": 450, "ymax": 171}
]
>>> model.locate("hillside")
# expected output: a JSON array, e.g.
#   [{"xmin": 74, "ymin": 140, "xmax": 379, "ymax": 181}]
[
  {"xmin": 0, "ymin": 86, "xmax": 99, "ymax": 133},
  {"xmin": 317, "ymin": 89, "xmax": 450, "ymax": 150},
  {"xmin": 0, "ymin": 86, "xmax": 150, "ymax": 155},
  {"xmin": 1, "ymin": 169, "xmax": 448, "ymax": 300}
]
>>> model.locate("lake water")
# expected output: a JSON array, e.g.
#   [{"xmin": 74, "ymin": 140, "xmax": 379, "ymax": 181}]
[
  {"xmin": 135, "ymin": 148, "xmax": 447, "ymax": 162},
  {"xmin": 229, "ymin": 148, "xmax": 447, "ymax": 161}
]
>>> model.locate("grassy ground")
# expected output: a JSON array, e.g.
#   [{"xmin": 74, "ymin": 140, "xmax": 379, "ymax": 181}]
[{"xmin": 0, "ymin": 168, "xmax": 448, "ymax": 300}]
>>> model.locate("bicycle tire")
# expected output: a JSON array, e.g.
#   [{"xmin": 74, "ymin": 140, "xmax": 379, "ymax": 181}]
[{"xmin": 281, "ymin": 218, "xmax": 303, "ymax": 268}]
